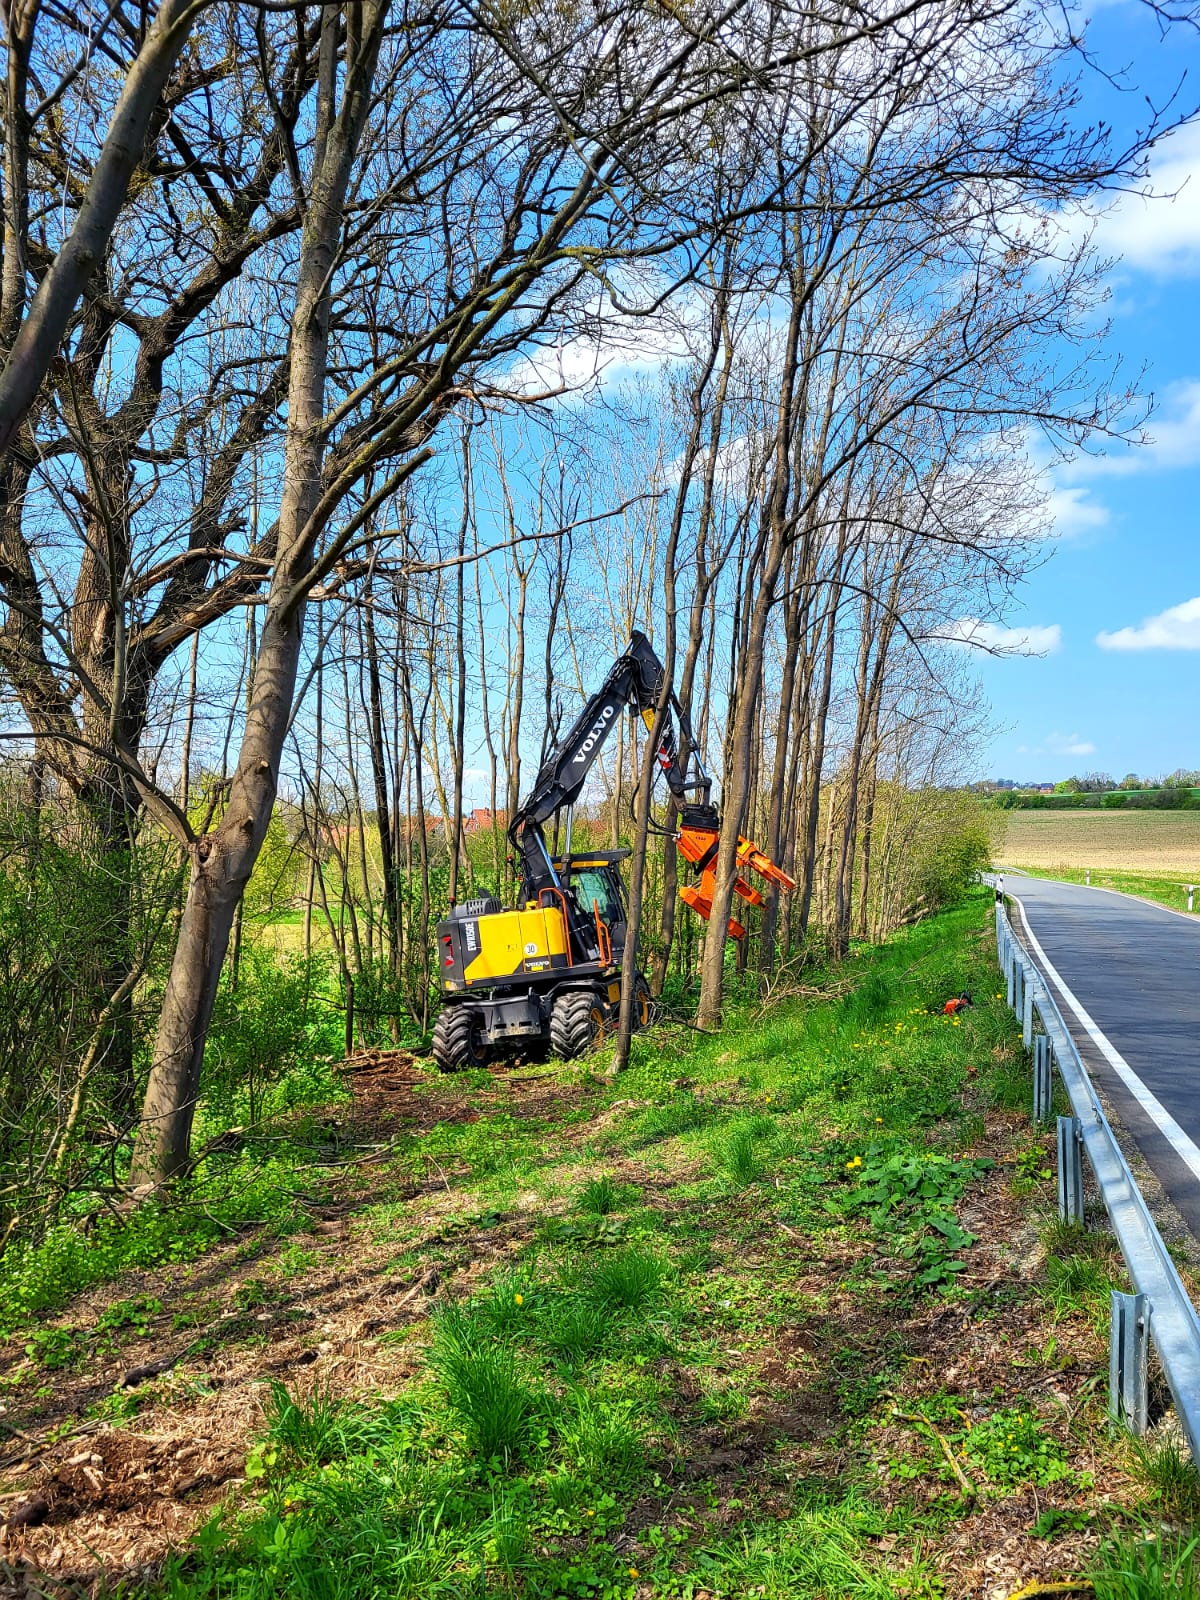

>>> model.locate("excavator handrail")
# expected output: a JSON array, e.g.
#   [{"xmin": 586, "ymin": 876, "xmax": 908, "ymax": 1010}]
[
  {"xmin": 592, "ymin": 899, "xmax": 613, "ymax": 966},
  {"xmin": 536, "ymin": 887, "xmax": 574, "ymax": 965}
]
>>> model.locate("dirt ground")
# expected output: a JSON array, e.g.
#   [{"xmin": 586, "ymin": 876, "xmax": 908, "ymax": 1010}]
[{"xmin": 999, "ymin": 809, "xmax": 1200, "ymax": 874}]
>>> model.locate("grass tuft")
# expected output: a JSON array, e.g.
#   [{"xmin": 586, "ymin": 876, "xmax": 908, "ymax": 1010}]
[
  {"xmin": 428, "ymin": 1303, "xmax": 541, "ymax": 1463},
  {"xmin": 709, "ymin": 1116, "xmax": 777, "ymax": 1187},
  {"xmin": 585, "ymin": 1245, "xmax": 668, "ymax": 1312},
  {"xmin": 540, "ymin": 1299, "xmax": 610, "ymax": 1365},
  {"xmin": 1091, "ymin": 1531, "xmax": 1200, "ymax": 1600},
  {"xmin": 1129, "ymin": 1436, "xmax": 1200, "ymax": 1521},
  {"xmin": 574, "ymin": 1173, "xmax": 635, "ymax": 1215}
]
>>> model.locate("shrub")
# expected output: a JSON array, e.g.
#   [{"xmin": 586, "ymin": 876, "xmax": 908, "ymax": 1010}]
[{"xmin": 204, "ymin": 948, "xmax": 343, "ymax": 1125}]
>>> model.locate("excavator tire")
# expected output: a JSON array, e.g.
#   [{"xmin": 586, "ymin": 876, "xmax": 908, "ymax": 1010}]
[
  {"xmin": 633, "ymin": 975, "xmax": 652, "ymax": 1031},
  {"xmin": 550, "ymin": 989, "xmax": 607, "ymax": 1060},
  {"xmin": 432, "ymin": 1005, "xmax": 490, "ymax": 1073}
]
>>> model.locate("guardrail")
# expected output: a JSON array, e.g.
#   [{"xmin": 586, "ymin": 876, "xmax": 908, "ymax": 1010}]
[{"xmin": 988, "ymin": 877, "xmax": 1200, "ymax": 1460}]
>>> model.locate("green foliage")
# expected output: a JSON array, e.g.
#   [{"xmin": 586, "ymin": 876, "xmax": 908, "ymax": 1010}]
[
  {"xmin": 962, "ymin": 1407, "xmax": 1072, "ymax": 1487},
  {"xmin": 37, "ymin": 891, "xmax": 1095, "ymax": 1598},
  {"xmin": 574, "ymin": 1175, "xmax": 637, "ymax": 1216},
  {"xmin": 708, "ymin": 1116, "xmax": 778, "ymax": 1188},
  {"xmin": 23, "ymin": 1323, "xmax": 85, "ymax": 1369},
  {"xmin": 840, "ymin": 972, "xmax": 894, "ymax": 1028},
  {"xmin": 1041, "ymin": 1228, "xmax": 1120, "ymax": 1322},
  {"xmin": 427, "ymin": 1303, "xmax": 543, "ymax": 1463},
  {"xmin": 835, "ymin": 1148, "xmax": 993, "ymax": 1293},
  {"xmin": 96, "ymin": 1294, "xmax": 162, "ymax": 1335},
  {"xmin": 0, "ymin": 788, "xmax": 180, "ymax": 1233},
  {"xmin": 634, "ymin": 1091, "xmax": 716, "ymax": 1144},
  {"xmin": 871, "ymin": 785, "xmax": 995, "ymax": 921},
  {"xmin": 205, "ymin": 948, "xmax": 343, "ymax": 1125},
  {"xmin": 0, "ymin": 1158, "xmax": 308, "ymax": 1330},
  {"xmin": 540, "ymin": 1301, "xmax": 611, "ymax": 1366},
  {"xmin": 1128, "ymin": 1436, "xmax": 1200, "ymax": 1521}
]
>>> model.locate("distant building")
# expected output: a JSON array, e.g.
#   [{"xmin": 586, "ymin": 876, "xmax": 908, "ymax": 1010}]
[{"xmin": 464, "ymin": 807, "xmax": 506, "ymax": 832}]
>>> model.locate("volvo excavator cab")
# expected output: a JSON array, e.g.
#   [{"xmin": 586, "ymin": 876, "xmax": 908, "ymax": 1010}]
[{"xmin": 431, "ymin": 634, "xmax": 793, "ymax": 1072}]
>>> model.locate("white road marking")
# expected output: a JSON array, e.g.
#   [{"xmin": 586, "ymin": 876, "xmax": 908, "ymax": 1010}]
[{"xmin": 1009, "ymin": 889, "xmax": 1200, "ymax": 1186}]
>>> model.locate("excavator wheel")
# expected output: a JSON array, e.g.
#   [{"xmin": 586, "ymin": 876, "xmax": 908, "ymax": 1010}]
[
  {"xmin": 550, "ymin": 989, "xmax": 607, "ymax": 1060},
  {"xmin": 432, "ymin": 1005, "xmax": 490, "ymax": 1073},
  {"xmin": 633, "ymin": 975, "xmax": 652, "ymax": 1031}
]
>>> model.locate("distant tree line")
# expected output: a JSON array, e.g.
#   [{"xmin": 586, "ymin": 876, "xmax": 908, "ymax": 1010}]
[{"xmin": 990, "ymin": 772, "xmax": 1200, "ymax": 809}]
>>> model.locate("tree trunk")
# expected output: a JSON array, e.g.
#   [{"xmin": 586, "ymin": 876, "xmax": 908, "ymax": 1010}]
[{"xmin": 130, "ymin": 3, "xmax": 384, "ymax": 1184}]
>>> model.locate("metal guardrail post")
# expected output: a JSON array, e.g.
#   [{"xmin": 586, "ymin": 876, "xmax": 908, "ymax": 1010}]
[
  {"xmin": 1006, "ymin": 940, "xmax": 1016, "ymax": 1008},
  {"xmin": 1022, "ymin": 978, "xmax": 1034, "ymax": 1048},
  {"xmin": 1057, "ymin": 1114, "xmax": 1084, "ymax": 1224},
  {"xmin": 1109, "ymin": 1291, "xmax": 1149, "ymax": 1434},
  {"xmin": 1033, "ymin": 1034, "xmax": 1053, "ymax": 1122}
]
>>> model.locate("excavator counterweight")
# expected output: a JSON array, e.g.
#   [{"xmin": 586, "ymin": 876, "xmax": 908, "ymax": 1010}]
[{"xmin": 431, "ymin": 632, "xmax": 793, "ymax": 1071}]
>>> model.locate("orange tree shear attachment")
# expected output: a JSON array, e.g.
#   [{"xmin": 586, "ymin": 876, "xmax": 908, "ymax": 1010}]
[{"xmin": 675, "ymin": 821, "xmax": 796, "ymax": 940}]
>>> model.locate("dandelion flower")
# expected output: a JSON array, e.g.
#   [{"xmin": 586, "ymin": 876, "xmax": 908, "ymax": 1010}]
[
  {"xmin": 514, "ymin": 1293, "xmax": 524, "ymax": 1305},
  {"xmin": 629, "ymin": 1569, "xmax": 640, "ymax": 1580}
]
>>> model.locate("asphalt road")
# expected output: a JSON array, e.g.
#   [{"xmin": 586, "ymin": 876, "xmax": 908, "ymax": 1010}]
[{"xmin": 1001, "ymin": 873, "xmax": 1200, "ymax": 1241}]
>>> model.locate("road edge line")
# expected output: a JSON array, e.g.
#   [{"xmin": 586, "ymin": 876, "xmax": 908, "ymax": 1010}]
[{"xmin": 1009, "ymin": 890, "xmax": 1200, "ymax": 1186}]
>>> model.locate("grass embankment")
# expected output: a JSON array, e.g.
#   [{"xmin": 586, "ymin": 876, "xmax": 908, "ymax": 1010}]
[
  {"xmin": 1, "ymin": 891, "xmax": 1197, "ymax": 1597},
  {"xmin": 1006, "ymin": 865, "xmax": 1200, "ymax": 919}
]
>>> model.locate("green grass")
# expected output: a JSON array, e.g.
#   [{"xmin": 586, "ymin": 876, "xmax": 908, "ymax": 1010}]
[
  {"xmin": 147, "ymin": 889, "xmax": 1101, "ymax": 1599},
  {"xmin": 18, "ymin": 888, "xmax": 1157, "ymax": 1598},
  {"xmin": 1091, "ymin": 1532, "xmax": 1200, "ymax": 1599}
]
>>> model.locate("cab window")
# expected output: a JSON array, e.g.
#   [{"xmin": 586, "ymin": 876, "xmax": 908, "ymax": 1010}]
[{"xmin": 571, "ymin": 868, "xmax": 622, "ymax": 928}]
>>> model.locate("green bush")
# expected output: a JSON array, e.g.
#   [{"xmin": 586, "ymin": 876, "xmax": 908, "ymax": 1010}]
[{"xmin": 205, "ymin": 948, "xmax": 343, "ymax": 1125}]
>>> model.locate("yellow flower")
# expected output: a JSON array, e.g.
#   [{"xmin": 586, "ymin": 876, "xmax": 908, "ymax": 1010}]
[
  {"xmin": 629, "ymin": 1569, "xmax": 640, "ymax": 1581},
  {"xmin": 875, "ymin": 1117, "xmax": 883, "ymax": 1124},
  {"xmin": 514, "ymin": 1293, "xmax": 524, "ymax": 1306}
]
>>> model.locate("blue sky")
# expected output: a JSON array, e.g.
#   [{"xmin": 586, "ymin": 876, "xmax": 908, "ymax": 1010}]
[{"xmin": 972, "ymin": 3, "xmax": 1200, "ymax": 782}]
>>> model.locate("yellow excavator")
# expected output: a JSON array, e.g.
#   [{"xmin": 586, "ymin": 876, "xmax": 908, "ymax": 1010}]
[{"xmin": 431, "ymin": 632, "xmax": 794, "ymax": 1070}]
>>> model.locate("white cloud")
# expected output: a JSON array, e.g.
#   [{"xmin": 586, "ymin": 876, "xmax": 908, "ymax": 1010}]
[
  {"xmin": 1044, "ymin": 730, "xmax": 1098, "ymax": 757},
  {"xmin": 1097, "ymin": 595, "xmax": 1200, "ymax": 651},
  {"xmin": 1084, "ymin": 123, "xmax": 1200, "ymax": 278},
  {"xmin": 1045, "ymin": 484, "xmax": 1109, "ymax": 536},
  {"xmin": 942, "ymin": 617, "xmax": 1063, "ymax": 655}
]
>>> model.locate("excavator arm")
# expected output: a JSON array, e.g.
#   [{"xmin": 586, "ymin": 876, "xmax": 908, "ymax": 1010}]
[{"xmin": 508, "ymin": 631, "xmax": 794, "ymax": 938}]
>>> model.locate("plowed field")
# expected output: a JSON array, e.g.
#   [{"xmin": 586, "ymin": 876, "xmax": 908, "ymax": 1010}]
[{"xmin": 999, "ymin": 808, "xmax": 1200, "ymax": 874}]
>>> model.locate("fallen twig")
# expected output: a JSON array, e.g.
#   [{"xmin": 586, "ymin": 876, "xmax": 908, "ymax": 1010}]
[{"xmin": 891, "ymin": 1407, "xmax": 977, "ymax": 1501}]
